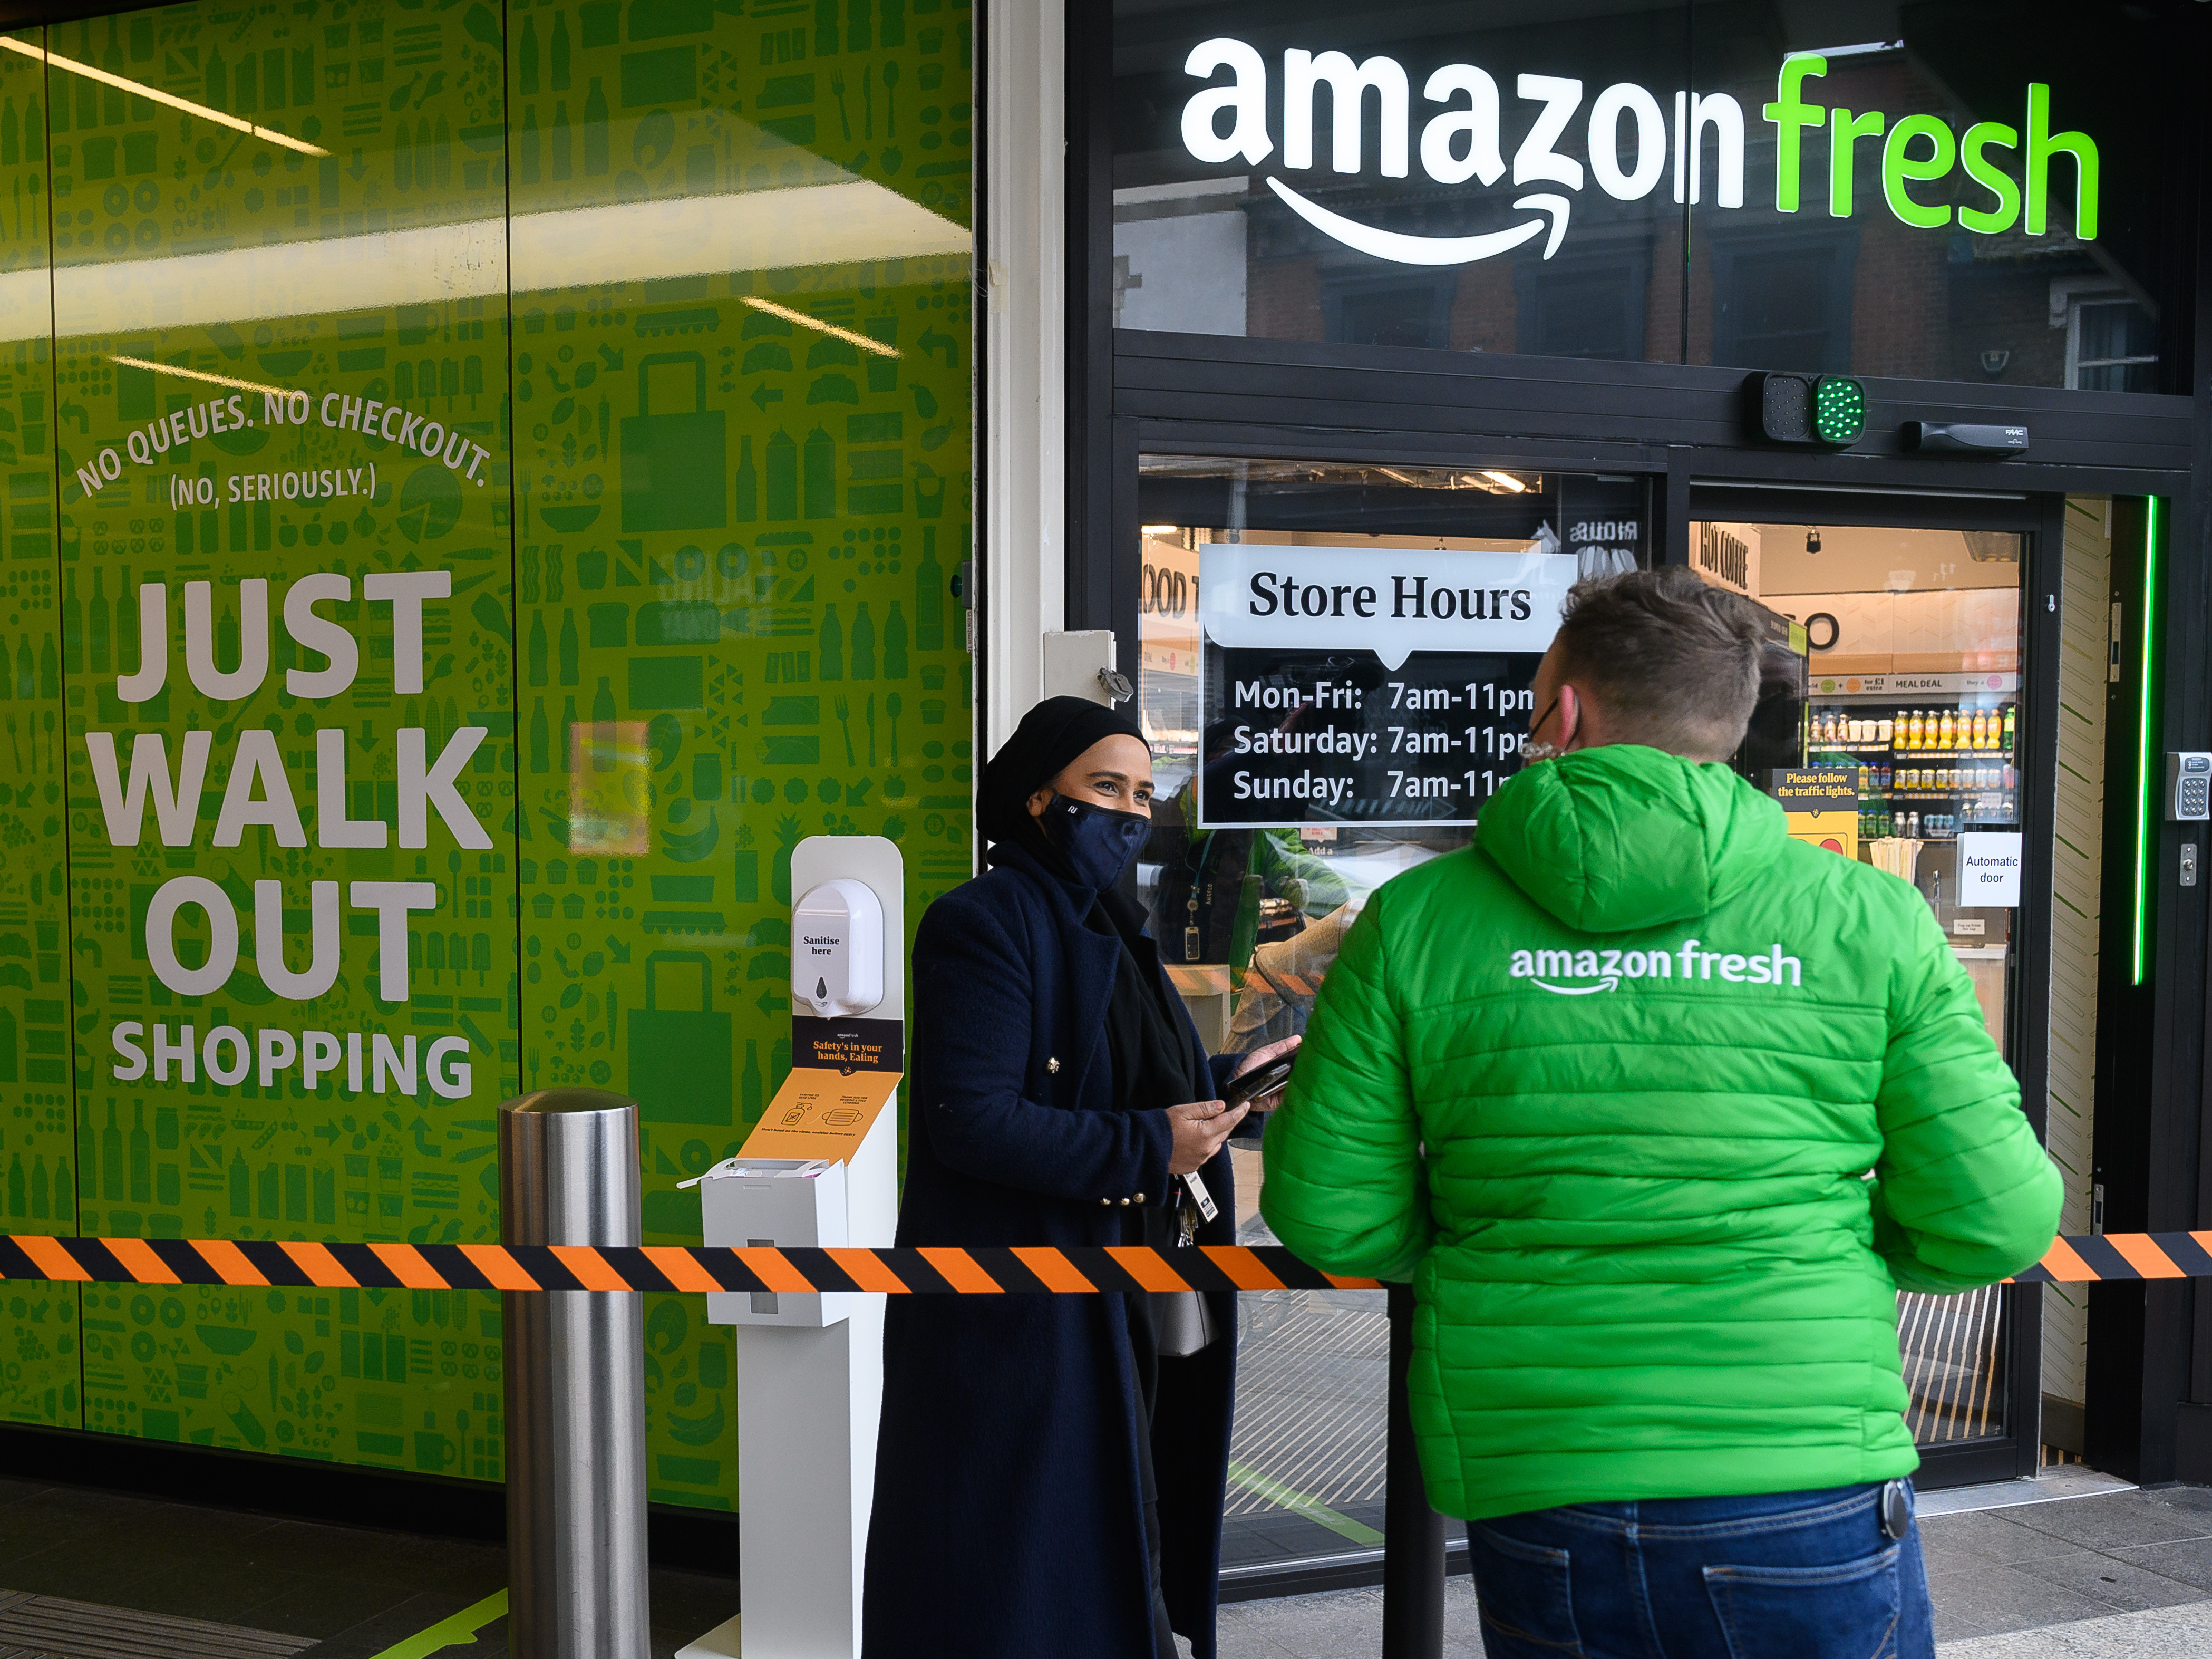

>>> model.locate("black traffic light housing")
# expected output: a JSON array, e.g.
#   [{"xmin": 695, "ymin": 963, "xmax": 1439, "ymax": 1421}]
[{"xmin": 1746, "ymin": 371, "xmax": 1867, "ymax": 447}]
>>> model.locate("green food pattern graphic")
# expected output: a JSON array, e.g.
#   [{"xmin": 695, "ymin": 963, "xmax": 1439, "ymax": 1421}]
[
  {"xmin": 0, "ymin": 0, "xmax": 974, "ymax": 1518},
  {"xmin": 0, "ymin": 30, "xmax": 80, "ymax": 1434}
]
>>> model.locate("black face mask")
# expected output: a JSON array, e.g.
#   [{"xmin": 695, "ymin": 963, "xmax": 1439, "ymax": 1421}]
[{"xmin": 1040, "ymin": 793, "xmax": 1150, "ymax": 890}]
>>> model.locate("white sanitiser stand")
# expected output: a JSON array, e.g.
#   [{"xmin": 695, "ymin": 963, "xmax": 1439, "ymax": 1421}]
[{"xmin": 677, "ymin": 837, "xmax": 902, "ymax": 1659}]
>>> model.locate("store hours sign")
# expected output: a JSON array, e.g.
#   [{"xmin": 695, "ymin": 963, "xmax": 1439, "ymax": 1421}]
[{"xmin": 1196, "ymin": 544, "xmax": 1571, "ymax": 828}]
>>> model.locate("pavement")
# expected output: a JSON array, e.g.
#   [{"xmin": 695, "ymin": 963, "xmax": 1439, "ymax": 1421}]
[
  {"xmin": 7, "ymin": 1463, "xmax": 2212, "ymax": 1656},
  {"xmin": 1219, "ymin": 1478, "xmax": 2212, "ymax": 1658}
]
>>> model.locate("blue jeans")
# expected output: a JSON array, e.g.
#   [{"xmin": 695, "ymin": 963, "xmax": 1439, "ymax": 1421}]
[{"xmin": 1467, "ymin": 1482, "xmax": 1934, "ymax": 1659}]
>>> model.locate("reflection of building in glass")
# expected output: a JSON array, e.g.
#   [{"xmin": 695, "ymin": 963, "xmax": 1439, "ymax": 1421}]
[{"xmin": 1110, "ymin": 3, "xmax": 2175, "ymax": 391}]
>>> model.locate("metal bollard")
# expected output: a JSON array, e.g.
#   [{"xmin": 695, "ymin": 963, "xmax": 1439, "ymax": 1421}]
[
  {"xmin": 501, "ymin": 1089, "xmax": 652, "ymax": 1659},
  {"xmin": 1380, "ymin": 1282, "xmax": 1446, "ymax": 1659}
]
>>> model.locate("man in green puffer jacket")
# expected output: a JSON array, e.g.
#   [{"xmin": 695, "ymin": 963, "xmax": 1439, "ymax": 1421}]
[{"xmin": 1262, "ymin": 567, "xmax": 2060, "ymax": 1659}]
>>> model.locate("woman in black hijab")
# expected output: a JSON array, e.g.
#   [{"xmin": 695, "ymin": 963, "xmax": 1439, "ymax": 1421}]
[{"xmin": 863, "ymin": 697, "xmax": 1295, "ymax": 1659}]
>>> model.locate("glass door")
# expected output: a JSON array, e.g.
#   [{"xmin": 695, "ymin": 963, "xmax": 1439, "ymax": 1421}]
[
  {"xmin": 1687, "ymin": 501, "xmax": 2049, "ymax": 1482},
  {"xmin": 1134, "ymin": 451, "xmax": 1645, "ymax": 1580}
]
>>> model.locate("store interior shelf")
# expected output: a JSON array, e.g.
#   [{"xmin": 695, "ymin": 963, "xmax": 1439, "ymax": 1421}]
[{"xmin": 1813, "ymin": 746, "xmax": 2016, "ymax": 761}]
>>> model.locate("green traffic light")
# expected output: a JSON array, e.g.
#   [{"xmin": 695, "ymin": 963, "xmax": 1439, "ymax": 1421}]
[{"xmin": 1812, "ymin": 375, "xmax": 1866, "ymax": 444}]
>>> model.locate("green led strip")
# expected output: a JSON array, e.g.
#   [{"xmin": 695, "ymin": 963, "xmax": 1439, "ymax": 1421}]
[{"xmin": 2135, "ymin": 497, "xmax": 2162, "ymax": 985}]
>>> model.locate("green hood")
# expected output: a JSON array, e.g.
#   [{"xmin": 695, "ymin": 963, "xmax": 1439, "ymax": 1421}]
[{"xmin": 1478, "ymin": 745, "xmax": 1787, "ymax": 933}]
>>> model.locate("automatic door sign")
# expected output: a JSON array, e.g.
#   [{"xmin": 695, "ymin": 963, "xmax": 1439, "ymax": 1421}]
[
  {"xmin": 1957, "ymin": 832, "xmax": 2023, "ymax": 907},
  {"xmin": 1196, "ymin": 544, "xmax": 1571, "ymax": 828}
]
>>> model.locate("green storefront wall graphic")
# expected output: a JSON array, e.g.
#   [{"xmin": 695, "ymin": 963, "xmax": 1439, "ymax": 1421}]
[{"xmin": 0, "ymin": 0, "xmax": 974, "ymax": 1517}]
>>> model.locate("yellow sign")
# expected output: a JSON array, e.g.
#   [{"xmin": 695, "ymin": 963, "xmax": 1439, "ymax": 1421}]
[
  {"xmin": 1774, "ymin": 770, "xmax": 1859, "ymax": 860},
  {"xmin": 1772, "ymin": 769, "xmax": 1857, "ymax": 809},
  {"xmin": 739, "ymin": 1068, "xmax": 901, "ymax": 1162},
  {"xmin": 1786, "ymin": 808, "xmax": 1860, "ymax": 861}
]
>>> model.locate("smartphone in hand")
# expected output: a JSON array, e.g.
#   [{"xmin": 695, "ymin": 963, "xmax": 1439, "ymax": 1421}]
[{"xmin": 1223, "ymin": 1052, "xmax": 1295, "ymax": 1112}]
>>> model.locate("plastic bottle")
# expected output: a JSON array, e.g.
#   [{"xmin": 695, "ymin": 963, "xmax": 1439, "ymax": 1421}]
[
  {"xmin": 61, "ymin": 570, "xmax": 81, "ymax": 672},
  {"xmin": 916, "ymin": 528, "xmax": 944, "ymax": 649},
  {"xmin": 90, "ymin": 569, "xmax": 109, "ymax": 674},
  {"xmin": 734, "ymin": 436, "xmax": 758, "ymax": 522},
  {"xmin": 851, "ymin": 603, "xmax": 876, "ymax": 680},
  {"xmin": 884, "ymin": 600, "xmax": 909, "ymax": 680},
  {"xmin": 102, "ymin": 1102, "xmax": 122, "ymax": 1202},
  {"xmin": 130, "ymin": 1103, "xmax": 150, "ymax": 1203},
  {"xmin": 583, "ymin": 76, "xmax": 609, "ymax": 176},
  {"xmin": 591, "ymin": 676, "xmax": 616, "ymax": 772},
  {"xmin": 2004, "ymin": 705, "xmax": 2015, "ymax": 752}
]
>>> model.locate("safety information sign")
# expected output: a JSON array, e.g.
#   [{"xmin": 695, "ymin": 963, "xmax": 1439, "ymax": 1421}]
[{"xmin": 739, "ymin": 1069, "xmax": 902, "ymax": 1162}]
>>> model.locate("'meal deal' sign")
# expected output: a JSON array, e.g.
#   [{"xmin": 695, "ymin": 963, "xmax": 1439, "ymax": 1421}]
[{"xmin": 1196, "ymin": 544, "xmax": 1571, "ymax": 829}]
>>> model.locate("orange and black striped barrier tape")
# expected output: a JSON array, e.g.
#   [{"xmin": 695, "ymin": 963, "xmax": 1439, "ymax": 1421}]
[
  {"xmin": 0, "ymin": 1235, "xmax": 1381, "ymax": 1295},
  {"xmin": 0, "ymin": 1233, "xmax": 2197, "ymax": 1292},
  {"xmin": 2011, "ymin": 1233, "xmax": 2212, "ymax": 1284}
]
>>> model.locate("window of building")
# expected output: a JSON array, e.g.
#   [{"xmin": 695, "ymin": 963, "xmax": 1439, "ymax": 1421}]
[
  {"xmin": 1323, "ymin": 271, "xmax": 1455, "ymax": 350},
  {"xmin": 2068, "ymin": 297, "xmax": 2158, "ymax": 392},
  {"xmin": 1709, "ymin": 231, "xmax": 1858, "ymax": 372},
  {"xmin": 1513, "ymin": 250, "xmax": 1650, "ymax": 360}
]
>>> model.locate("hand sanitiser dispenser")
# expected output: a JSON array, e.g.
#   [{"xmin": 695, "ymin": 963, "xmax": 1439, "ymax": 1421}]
[
  {"xmin": 792, "ymin": 877, "xmax": 885, "ymax": 1020},
  {"xmin": 680, "ymin": 838, "xmax": 903, "ymax": 1659}
]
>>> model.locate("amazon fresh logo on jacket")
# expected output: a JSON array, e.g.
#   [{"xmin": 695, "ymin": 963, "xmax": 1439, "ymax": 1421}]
[
  {"xmin": 1508, "ymin": 940, "xmax": 1803, "ymax": 995},
  {"xmin": 1178, "ymin": 42, "xmax": 2101, "ymax": 266}
]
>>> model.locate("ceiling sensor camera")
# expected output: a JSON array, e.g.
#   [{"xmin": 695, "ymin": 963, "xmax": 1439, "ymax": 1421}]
[{"xmin": 1807, "ymin": 528, "xmax": 1822, "ymax": 554}]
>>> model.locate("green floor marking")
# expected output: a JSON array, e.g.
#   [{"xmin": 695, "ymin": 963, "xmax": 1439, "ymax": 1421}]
[
  {"xmin": 1227, "ymin": 1460, "xmax": 1387, "ymax": 1547},
  {"xmin": 367, "ymin": 1589, "xmax": 509, "ymax": 1659}
]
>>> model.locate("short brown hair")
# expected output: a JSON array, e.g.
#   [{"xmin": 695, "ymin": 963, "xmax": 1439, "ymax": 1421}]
[{"xmin": 1551, "ymin": 567, "xmax": 1764, "ymax": 761}]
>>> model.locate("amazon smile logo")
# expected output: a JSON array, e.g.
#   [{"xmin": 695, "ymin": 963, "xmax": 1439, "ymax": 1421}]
[
  {"xmin": 1179, "ymin": 41, "xmax": 2102, "ymax": 267},
  {"xmin": 1509, "ymin": 940, "xmax": 1804, "ymax": 995}
]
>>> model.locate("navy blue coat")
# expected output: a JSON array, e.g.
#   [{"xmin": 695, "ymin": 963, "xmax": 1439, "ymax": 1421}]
[{"xmin": 862, "ymin": 844, "xmax": 1238, "ymax": 1659}]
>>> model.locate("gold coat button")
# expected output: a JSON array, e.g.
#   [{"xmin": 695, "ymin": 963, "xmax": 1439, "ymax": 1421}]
[
  {"xmin": 1099, "ymin": 1198, "xmax": 1111, "ymax": 1207},
  {"xmin": 1047, "ymin": 1058, "xmax": 1061, "ymax": 1074},
  {"xmin": 1133, "ymin": 1193, "xmax": 1146, "ymax": 1204}
]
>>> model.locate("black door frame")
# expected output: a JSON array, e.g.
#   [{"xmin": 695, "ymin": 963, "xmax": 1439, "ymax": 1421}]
[
  {"xmin": 1072, "ymin": 328, "xmax": 2206, "ymax": 1492},
  {"xmin": 1105, "ymin": 408, "xmax": 2073, "ymax": 1490},
  {"xmin": 1068, "ymin": 0, "xmax": 2212, "ymax": 1566},
  {"xmin": 1682, "ymin": 479, "xmax": 2065, "ymax": 1490}
]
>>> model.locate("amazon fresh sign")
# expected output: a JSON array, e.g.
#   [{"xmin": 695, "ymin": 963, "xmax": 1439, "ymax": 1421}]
[{"xmin": 1179, "ymin": 41, "xmax": 2100, "ymax": 264}]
